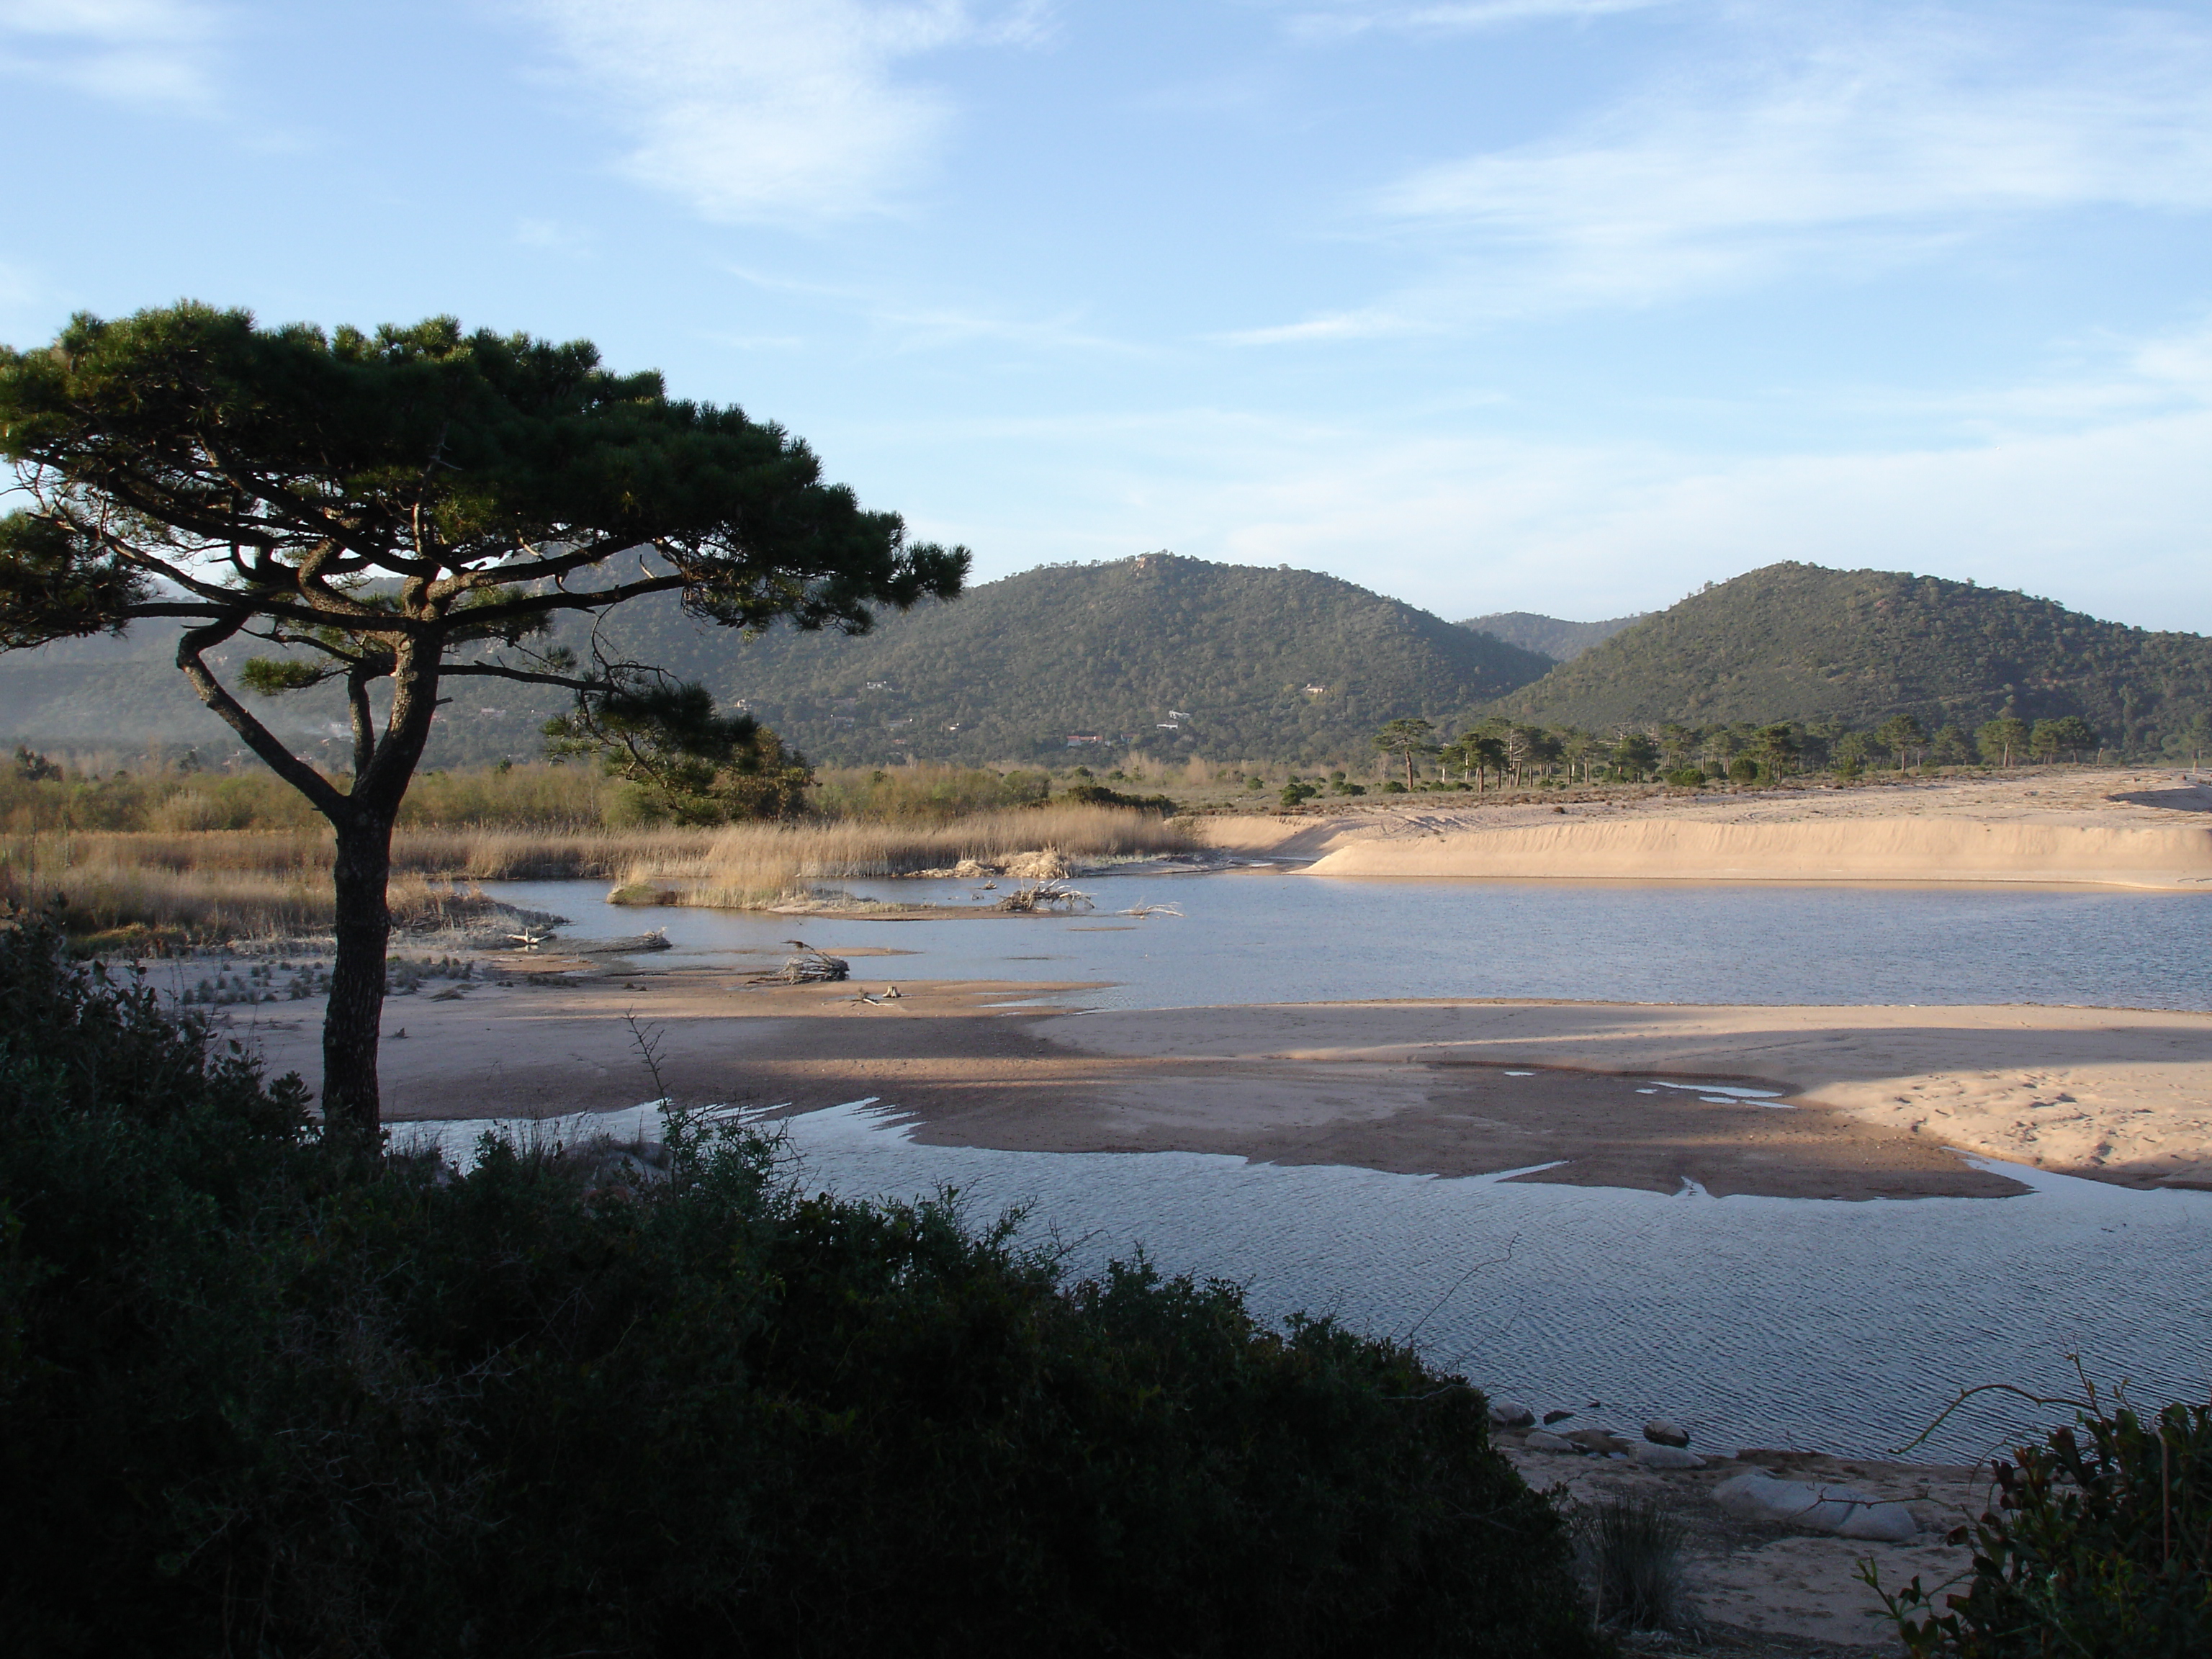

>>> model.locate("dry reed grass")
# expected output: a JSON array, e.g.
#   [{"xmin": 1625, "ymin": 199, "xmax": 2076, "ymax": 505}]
[
  {"xmin": 611, "ymin": 806, "xmax": 1192, "ymax": 908},
  {"xmin": 0, "ymin": 804, "xmax": 1190, "ymax": 937},
  {"xmin": 0, "ymin": 825, "xmax": 706, "ymax": 942}
]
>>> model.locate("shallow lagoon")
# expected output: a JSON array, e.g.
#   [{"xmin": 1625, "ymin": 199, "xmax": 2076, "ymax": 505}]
[
  {"xmin": 488, "ymin": 868, "xmax": 2212, "ymax": 1012},
  {"xmin": 465, "ymin": 872, "xmax": 2212, "ymax": 1457}
]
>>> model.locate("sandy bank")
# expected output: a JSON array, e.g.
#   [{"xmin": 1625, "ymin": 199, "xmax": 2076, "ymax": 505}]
[
  {"xmin": 1050, "ymin": 999, "xmax": 2212, "ymax": 1190},
  {"xmin": 240, "ymin": 961, "xmax": 2212, "ymax": 1197},
  {"xmin": 1305, "ymin": 817, "xmax": 2212, "ymax": 886},
  {"xmin": 1197, "ymin": 768, "xmax": 2212, "ymax": 889},
  {"xmin": 1496, "ymin": 1437, "xmax": 1987, "ymax": 1654}
]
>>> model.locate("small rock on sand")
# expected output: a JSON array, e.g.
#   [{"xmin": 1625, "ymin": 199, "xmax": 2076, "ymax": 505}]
[
  {"xmin": 1632, "ymin": 1442, "xmax": 1704, "ymax": 1470},
  {"xmin": 1715, "ymin": 1470, "xmax": 1920, "ymax": 1542},
  {"xmin": 1644, "ymin": 1418, "xmax": 1690, "ymax": 1447},
  {"xmin": 1564, "ymin": 1428, "xmax": 1632, "ymax": 1455},
  {"xmin": 1524, "ymin": 1430, "xmax": 1580, "ymax": 1453},
  {"xmin": 1487, "ymin": 1400, "xmax": 1535, "ymax": 1428}
]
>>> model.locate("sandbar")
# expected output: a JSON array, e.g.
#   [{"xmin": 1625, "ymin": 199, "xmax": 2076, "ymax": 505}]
[
  {"xmin": 240, "ymin": 969, "xmax": 2212, "ymax": 1200},
  {"xmin": 1198, "ymin": 768, "xmax": 2212, "ymax": 889}
]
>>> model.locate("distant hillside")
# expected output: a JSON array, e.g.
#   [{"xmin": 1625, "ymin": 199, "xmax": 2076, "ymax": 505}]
[
  {"xmin": 0, "ymin": 555, "xmax": 1555, "ymax": 768},
  {"xmin": 583, "ymin": 554, "xmax": 1553, "ymax": 765},
  {"xmin": 1485, "ymin": 562, "xmax": 2212, "ymax": 752},
  {"xmin": 0, "ymin": 626, "xmax": 355, "ymax": 764},
  {"xmin": 1459, "ymin": 611, "xmax": 1646, "ymax": 662}
]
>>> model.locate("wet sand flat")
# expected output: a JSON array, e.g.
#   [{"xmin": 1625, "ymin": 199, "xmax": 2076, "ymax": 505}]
[{"xmin": 243, "ymin": 971, "xmax": 2212, "ymax": 1199}]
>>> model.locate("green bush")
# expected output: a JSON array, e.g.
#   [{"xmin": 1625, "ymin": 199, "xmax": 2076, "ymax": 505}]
[
  {"xmin": 0, "ymin": 913, "xmax": 1602, "ymax": 1658},
  {"xmin": 1661, "ymin": 768, "xmax": 1706, "ymax": 788},
  {"xmin": 1279, "ymin": 780, "xmax": 1320, "ymax": 807},
  {"xmin": 1727, "ymin": 755, "xmax": 1760, "ymax": 783},
  {"xmin": 1871, "ymin": 1398, "xmax": 2212, "ymax": 1657},
  {"xmin": 1061, "ymin": 781, "xmax": 1177, "ymax": 814}
]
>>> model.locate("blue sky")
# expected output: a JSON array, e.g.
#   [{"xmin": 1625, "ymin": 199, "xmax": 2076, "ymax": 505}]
[{"xmin": 4, "ymin": 0, "xmax": 2211, "ymax": 629}]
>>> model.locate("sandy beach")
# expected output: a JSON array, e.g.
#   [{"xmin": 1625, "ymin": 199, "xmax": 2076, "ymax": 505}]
[{"xmin": 1197, "ymin": 767, "xmax": 2212, "ymax": 889}]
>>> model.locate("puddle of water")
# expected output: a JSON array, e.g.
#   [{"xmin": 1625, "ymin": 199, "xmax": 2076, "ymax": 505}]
[
  {"xmin": 1635, "ymin": 1080, "xmax": 1794, "ymax": 1110},
  {"xmin": 397, "ymin": 1100, "xmax": 2212, "ymax": 1464}
]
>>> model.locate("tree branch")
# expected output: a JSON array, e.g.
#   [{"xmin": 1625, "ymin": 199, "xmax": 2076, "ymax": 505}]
[
  {"xmin": 439, "ymin": 662, "xmax": 605, "ymax": 693},
  {"xmin": 441, "ymin": 572, "xmax": 693, "ymax": 632},
  {"xmin": 176, "ymin": 616, "xmax": 346, "ymax": 818}
]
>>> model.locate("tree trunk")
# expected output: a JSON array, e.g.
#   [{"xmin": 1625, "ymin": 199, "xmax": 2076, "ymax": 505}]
[{"xmin": 323, "ymin": 813, "xmax": 394, "ymax": 1146}]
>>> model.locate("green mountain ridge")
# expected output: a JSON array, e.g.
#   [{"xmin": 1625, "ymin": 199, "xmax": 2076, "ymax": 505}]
[
  {"xmin": 6, "ymin": 557, "xmax": 2208, "ymax": 770},
  {"xmin": 585, "ymin": 553, "xmax": 1556, "ymax": 765},
  {"xmin": 1456, "ymin": 611, "xmax": 1647, "ymax": 662},
  {"xmin": 1485, "ymin": 562, "xmax": 2212, "ymax": 754},
  {"xmin": 0, "ymin": 555, "xmax": 1556, "ymax": 768}
]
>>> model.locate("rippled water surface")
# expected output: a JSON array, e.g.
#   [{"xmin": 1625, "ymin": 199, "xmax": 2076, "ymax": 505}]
[
  {"xmin": 404, "ymin": 1101, "xmax": 2212, "ymax": 1462},
  {"xmin": 467, "ymin": 872, "xmax": 2212, "ymax": 1456},
  {"xmin": 488, "ymin": 870, "xmax": 2212, "ymax": 1011}
]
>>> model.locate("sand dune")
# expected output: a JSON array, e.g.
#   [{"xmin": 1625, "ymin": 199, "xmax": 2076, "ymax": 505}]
[
  {"xmin": 1200, "ymin": 768, "xmax": 2212, "ymax": 889},
  {"xmin": 1304, "ymin": 817, "xmax": 2212, "ymax": 886}
]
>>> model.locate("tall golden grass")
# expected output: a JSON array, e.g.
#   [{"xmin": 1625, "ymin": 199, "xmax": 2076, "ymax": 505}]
[
  {"xmin": 611, "ymin": 806, "xmax": 1191, "ymax": 908},
  {"xmin": 0, "ymin": 761, "xmax": 625, "ymax": 836},
  {"xmin": 0, "ymin": 825, "xmax": 700, "ymax": 942},
  {"xmin": 0, "ymin": 835, "xmax": 469, "ymax": 940},
  {"xmin": 0, "ymin": 806, "xmax": 1191, "ymax": 938}
]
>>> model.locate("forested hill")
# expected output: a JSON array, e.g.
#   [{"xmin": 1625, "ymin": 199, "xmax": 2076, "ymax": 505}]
[
  {"xmin": 1484, "ymin": 562, "xmax": 2212, "ymax": 752},
  {"xmin": 0, "ymin": 555, "xmax": 1555, "ymax": 768},
  {"xmin": 1457, "ymin": 611, "xmax": 1646, "ymax": 662},
  {"xmin": 583, "ymin": 553, "xmax": 1554, "ymax": 765}
]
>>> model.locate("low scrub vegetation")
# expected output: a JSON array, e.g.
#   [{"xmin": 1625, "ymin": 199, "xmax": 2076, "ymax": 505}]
[
  {"xmin": 0, "ymin": 915, "xmax": 1606, "ymax": 1658},
  {"xmin": 1871, "ymin": 1391, "xmax": 2211, "ymax": 1657}
]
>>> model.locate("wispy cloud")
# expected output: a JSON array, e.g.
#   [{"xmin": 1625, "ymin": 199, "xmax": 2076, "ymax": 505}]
[
  {"xmin": 860, "ymin": 307, "xmax": 2212, "ymax": 632},
  {"xmin": 1285, "ymin": 0, "xmax": 1672, "ymax": 44},
  {"xmin": 924, "ymin": 400, "xmax": 2212, "ymax": 632},
  {"xmin": 0, "ymin": 0, "xmax": 223, "ymax": 111},
  {"xmin": 1385, "ymin": 11, "xmax": 2212, "ymax": 299},
  {"xmin": 520, "ymin": 0, "xmax": 1052, "ymax": 223},
  {"xmin": 721, "ymin": 259, "xmax": 1144, "ymax": 355},
  {"xmin": 1243, "ymin": 6, "xmax": 2212, "ymax": 334},
  {"xmin": 1216, "ymin": 310, "xmax": 1415, "ymax": 346}
]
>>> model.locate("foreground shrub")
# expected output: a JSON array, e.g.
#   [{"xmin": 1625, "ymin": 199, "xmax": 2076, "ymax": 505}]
[
  {"xmin": 1578, "ymin": 1494, "xmax": 1695, "ymax": 1635},
  {"xmin": 1871, "ymin": 1396, "xmax": 2212, "ymax": 1657},
  {"xmin": 0, "ymin": 914, "xmax": 1604, "ymax": 1659}
]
